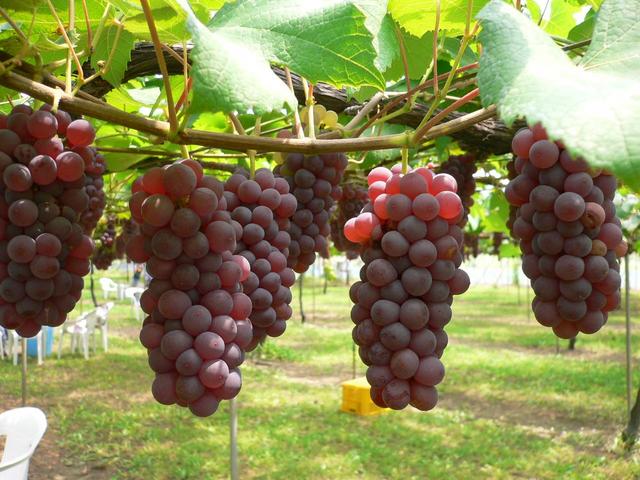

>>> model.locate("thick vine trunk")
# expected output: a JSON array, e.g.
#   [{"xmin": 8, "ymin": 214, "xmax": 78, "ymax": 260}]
[{"xmin": 568, "ymin": 337, "xmax": 577, "ymax": 350}]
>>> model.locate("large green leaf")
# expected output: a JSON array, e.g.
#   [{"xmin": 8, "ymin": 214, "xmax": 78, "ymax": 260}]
[
  {"xmin": 389, "ymin": 0, "xmax": 490, "ymax": 37},
  {"xmin": 181, "ymin": 0, "xmax": 384, "ymax": 115},
  {"xmin": 580, "ymin": 0, "xmax": 640, "ymax": 74},
  {"xmin": 90, "ymin": 23, "xmax": 134, "ymax": 87},
  {"xmin": 207, "ymin": 0, "xmax": 384, "ymax": 89},
  {"xmin": 353, "ymin": 1, "xmax": 398, "ymax": 72},
  {"xmin": 182, "ymin": 5, "xmax": 297, "ymax": 115},
  {"xmin": 477, "ymin": 0, "xmax": 640, "ymax": 191}
]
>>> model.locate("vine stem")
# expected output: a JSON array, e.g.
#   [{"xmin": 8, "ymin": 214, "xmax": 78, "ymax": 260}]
[
  {"xmin": 81, "ymin": 0, "xmax": 93, "ymax": 52},
  {"xmin": 75, "ymin": 19, "xmax": 124, "ymax": 94},
  {"xmin": 45, "ymin": 0, "xmax": 84, "ymax": 84},
  {"xmin": 394, "ymin": 24, "xmax": 411, "ymax": 95},
  {"xmin": 284, "ymin": 67, "xmax": 304, "ymax": 139},
  {"xmin": 352, "ymin": 62, "xmax": 478, "ymax": 137},
  {"xmin": 413, "ymin": 88, "xmax": 480, "ymax": 143},
  {"xmin": 0, "ymin": 7, "xmax": 28, "ymax": 44},
  {"xmin": 401, "ymin": 146, "xmax": 409, "ymax": 174},
  {"xmin": 433, "ymin": 0, "xmax": 441, "ymax": 97},
  {"xmin": 249, "ymin": 116, "xmax": 261, "ymax": 178},
  {"xmin": 0, "ymin": 69, "xmax": 496, "ymax": 154},
  {"xmin": 411, "ymin": 22, "xmax": 479, "ymax": 145},
  {"xmin": 140, "ymin": 0, "xmax": 178, "ymax": 135}
]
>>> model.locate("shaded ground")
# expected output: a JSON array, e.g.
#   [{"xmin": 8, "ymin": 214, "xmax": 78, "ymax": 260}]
[{"xmin": 1, "ymin": 276, "xmax": 639, "ymax": 479}]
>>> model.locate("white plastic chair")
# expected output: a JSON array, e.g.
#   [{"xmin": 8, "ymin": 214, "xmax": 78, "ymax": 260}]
[
  {"xmin": 7, "ymin": 332, "xmax": 43, "ymax": 366},
  {"xmin": 124, "ymin": 287, "xmax": 144, "ymax": 321},
  {"xmin": 0, "ymin": 407, "xmax": 47, "ymax": 480},
  {"xmin": 99, "ymin": 278, "xmax": 119, "ymax": 299},
  {"xmin": 57, "ymin": 311, "xmax": 94, "ymax": 360},
  {"xmin": 95, "ymin": 302, "xmax": 114, "ymax": 352}
]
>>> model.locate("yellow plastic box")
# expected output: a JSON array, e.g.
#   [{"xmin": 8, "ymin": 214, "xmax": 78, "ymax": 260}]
[{"xmin": 341, "ymin": 377, "xmax": 388, "ymax": 416}]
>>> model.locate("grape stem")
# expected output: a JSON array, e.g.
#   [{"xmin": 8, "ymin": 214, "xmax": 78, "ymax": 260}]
[
  {"xmin": 413, "ymin": 88, "xmax": 480, "ymax": 143},
  {"xmin": 0, "ymin": 7, "xmax": 28, "ymax": 44},
  {"xmin": 401, "ymin": 145, "xmax": 409, "ymax": 174},
  {"xmin": 248, "ymin": 116, "xmax": 261, "ymax": 178},
  {"xmin": 75, "ymin": 19, "xmax": 124, "ymax": 95},
  {"xmin": 81, "ymin": 0, "xmax": 93, "ymax": 53},
  {"xmin": 433, "ymin": 0, "xmax": 441, "ymax": 98},
  {"xmin": 284, "ymin": 67, "xmax": 304, "ymax": 139},
  {"xmin": 351, "ymin": 62, "xmax": 478, "ymax": 138},
  {"xmin": 0, "ymin": 69, "xmax": 496, "ymax": 154},
  {"xmin": 140, "ymin": 0, "xmax": 178, "ymax": 135},
  {"xmin": 44, "ymin": 0, "xmax": 84, "ymax": 85},
  {"xmin": 412, "ymin": 21, "xmax": 480, "ymax": 145},
  {"xmin": 394, "ymin": 24, "xmax": 412, "ymax": 95}
]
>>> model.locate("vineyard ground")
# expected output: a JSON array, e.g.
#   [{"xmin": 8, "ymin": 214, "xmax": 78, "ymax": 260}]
[{"xmin": 1, "ymin": 272, "xmax": 639, "ymax": 479}]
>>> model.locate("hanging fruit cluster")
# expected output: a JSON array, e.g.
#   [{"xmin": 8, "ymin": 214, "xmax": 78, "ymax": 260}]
[
  {"xmin": 344, "ymin": 164, "xmax": 469, "ymax": 410},
  {"xmin": 506, "ymin": 125, "xmax": 625, "ymax": 338},
  {"xmin": 129, "ymin": 160, "xmax": 253, "ymax": 417},
  {"xmin": 0, "ymin": 104, "xmax": 99, "ymax": 336}
]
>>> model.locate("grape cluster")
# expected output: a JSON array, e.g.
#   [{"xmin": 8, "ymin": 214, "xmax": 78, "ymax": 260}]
[
  {"xmin": 79, "ymin": 149, "xmax": 106, "ymax": 234},
  {"xmin": 463, "ymin": 232, "xmax": 480, "ymax": 258},
  {"xmin": 344, "ymin": 164, "xmax": 469, "ymax": 411},
  {"xmin": 116, "ymin": 217, "xmax": 138, "ymax": 259},
  {"xmin": 128, "ymin": 160, "xmax": 253, "ymax": 417},
  {"xmin": 506, "ymin": 125, "xmax": 625, "ymax": 338},
  {"xmin": 436, "ymin": 154, "xmax": 476, "ymax": 227},
  {"xmin": 0, "ymin": 104, "xmax": 96, "ymax": 336},
  {"xmin": 92, "ymin": 218, "xmax": 117, "ymax": 270},
  {"xmin": 330, "ymin": 182, "xmax": 368, "ymax": 259},
  {"xmin": 273, "ymin": 152, "xmax": 347, "ymax": 273},
  {"xmin": 223, "ymin": 168, "xmax": 297, "ymax": 350},
  {"xmin": 506, "ymin": 157, "xmax": 518, "ymax": 239}
]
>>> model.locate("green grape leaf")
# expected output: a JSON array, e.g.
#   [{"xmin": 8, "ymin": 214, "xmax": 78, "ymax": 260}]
[
  {"xmin": 388, "ymin": 0, "xmax": 490, "ymax": 37},
  {"xmin": 180, "ymin": 0, "xmax": 384, "ymax": 115},
  {"xmin": 207, "ymin": 0, "xmax": 384, "ymax": 89},
  {"xmin": 353, "ymin": 1, "xmax": 398, "ymax": 73},
  {"xmin": 477, "ymin": 0, "xmax": 640, "ymax": 191},
  {"xmin": 183, "ymin": 7, "xmax": 297, "ymax": 115},
  {"xmin": 499, "ymin": 242, "xmax": 520, "ymax": 258},
  {"xmin": 90, "ymin": 23, "xmax": 134, "ymax": 87},
  {"xmin": 483, "ymin": 189, "xmax": 510, "ymax": 233},
  {"xmin": 541, "ymin": 0, "xmax": 582, "ymax": 37},
  {"xmin": 580, "ymin": 0, "xmax": 640, "ymax": 74},
  {"xmin": 385, "ymin": 29, "xmax": 434, "ymax": 81},
  {"xmin": 568, "ymin": 8, "xmax": 596, "ymax": 41}
]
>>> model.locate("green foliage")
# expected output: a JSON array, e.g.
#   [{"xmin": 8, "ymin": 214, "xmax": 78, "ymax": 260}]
[
  {"xmin": 477, "ymin": 0, "xmax": 640, "ymax": 191},
  {"xmin": 388, "ymin": 0, "xmax": 490, "ymax": 36},
  {"xmin": 179, "ymin": 0, "xmax": 385, "ymax": 115},
  {"xmin": 91, "ymin": 24, "xmax": 135, "ymax": 87}
]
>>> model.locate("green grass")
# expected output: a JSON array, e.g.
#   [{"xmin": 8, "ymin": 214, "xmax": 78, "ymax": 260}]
[{"xmin": 2, "ymin": 271, "xmax": 640, "ymax": 479}]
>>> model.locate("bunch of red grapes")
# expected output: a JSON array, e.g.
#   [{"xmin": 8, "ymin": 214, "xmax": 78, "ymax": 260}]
[
  {"xmin": 79, "ymin": 148, "xmax": 106, "ymax": 234},
  {"xmin": 128, "ymin": 160, "xmax": 253, "ymax": 417},
  {"xmin": 330, "ymin": 182, "xmax": 368, "ymax": 259},
  {"xmin": 344, "ymin": 164, "xmax": 469, "ymax": 411},
  {"xmin": 506, "ymin": 125, "xmax": 625, "ymax": 338},
  {"xmin": 0, "ymin": 104, "xmax": 96, "ymax": 336},
  {"xmin": 436, "ymin": 154, "xmax": 476, "ymax": 228},
  {"xmin": 223, "ymin": 168, "xmax": 297, "ymax": 350},
  {"xmin": 92, "ymin": 218, "xmax": 117, "ymax": 270},
  {"xmin": 506, "ymin": 157, "xmax": 518, "ymax": 239},
  {"xmin": 116, "ymin": 217, "xmax": 139, "ymax": 259},
  {"xmin": 273, "ymin": 152, "xmax": 347, "ymax": 273}
]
